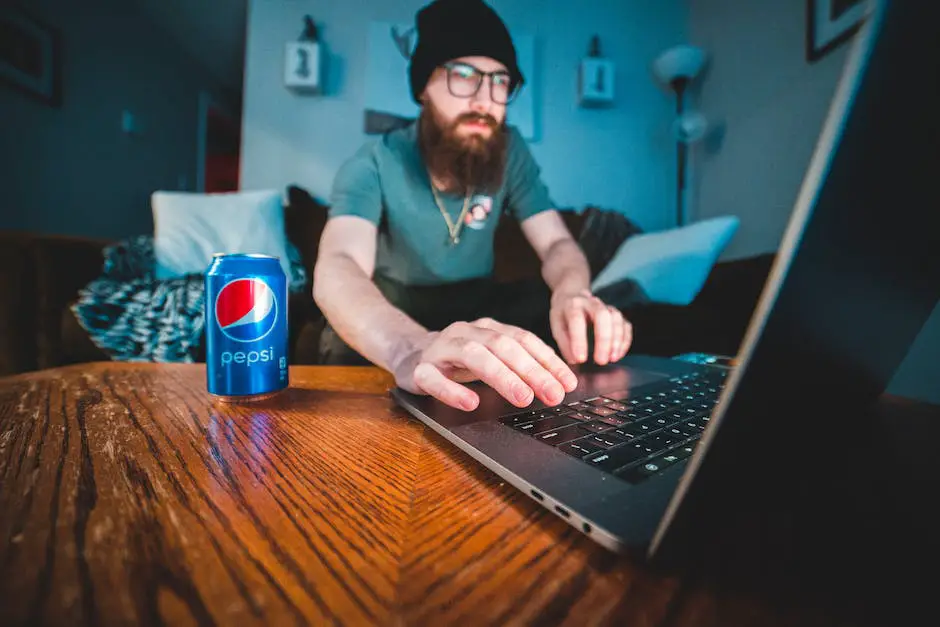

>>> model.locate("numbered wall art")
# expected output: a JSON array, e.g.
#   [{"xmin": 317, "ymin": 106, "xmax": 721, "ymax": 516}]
[{"xmin": 0, "ymin": 4, "xmax": 62, "ymax": 107}]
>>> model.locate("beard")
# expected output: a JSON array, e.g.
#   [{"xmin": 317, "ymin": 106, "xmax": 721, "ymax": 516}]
[{"xmin": 418, "ymin": 102, "xmax": 508, "ymax": 196}]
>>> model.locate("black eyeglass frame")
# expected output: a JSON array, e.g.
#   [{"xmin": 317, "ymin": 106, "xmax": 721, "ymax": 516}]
[{"xmin": 440, "ymin": 61, "xmax": 521, "ymax": 105}]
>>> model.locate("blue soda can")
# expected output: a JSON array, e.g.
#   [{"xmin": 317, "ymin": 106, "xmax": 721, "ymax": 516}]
[{"xmin": 205, "ymin": 253, "xmax": 289, "ymax": 401}]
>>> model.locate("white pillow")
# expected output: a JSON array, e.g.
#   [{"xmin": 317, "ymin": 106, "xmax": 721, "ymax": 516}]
[
  {"xmin": 591, "ymin": 216, "xmax": 740, "ymax": 306},
  {"xmin": 152, "ymin": 189, "xmax": 292, "ymax": 279}
]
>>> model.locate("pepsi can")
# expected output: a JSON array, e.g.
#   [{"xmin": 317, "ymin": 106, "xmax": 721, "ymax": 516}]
[{"xmin": 205, "ymin": 253, "xmax": 289, "ymax": 402}]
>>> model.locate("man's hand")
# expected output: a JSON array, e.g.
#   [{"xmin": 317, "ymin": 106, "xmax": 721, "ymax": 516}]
[
  {"xmin": 550, "ymin": 289, "xmax": 633, "ymax": 366},
  {"xmin": 392, "ymin": 318, "xmax": 579, "ymax": 412}
]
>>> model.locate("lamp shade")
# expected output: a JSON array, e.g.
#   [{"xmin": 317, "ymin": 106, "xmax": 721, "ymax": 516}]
[{"xmin": 653, "ymin": 45, "xmax": 707, "ymax": 87}]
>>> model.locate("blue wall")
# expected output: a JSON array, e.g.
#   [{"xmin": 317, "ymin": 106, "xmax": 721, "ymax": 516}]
[
  {"xmin": 0, "ymin": 0, "xmax": 232, "ymax": 240},
  {"xmin": 240, "ymin": 0, "xmax": 689, "ymax": 232},
  {"xmin": 689, "ymin": 0, "xmax": 939, "ymax": 404}
]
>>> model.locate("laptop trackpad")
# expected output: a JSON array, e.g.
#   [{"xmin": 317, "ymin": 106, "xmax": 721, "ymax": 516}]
[
  {"xmin": 567, "ymin": 362, "xmax": 671, "ymax": 399},
  {"xmin": 399, "ymin": 361, "xmax": 676, "ymax": 432}
]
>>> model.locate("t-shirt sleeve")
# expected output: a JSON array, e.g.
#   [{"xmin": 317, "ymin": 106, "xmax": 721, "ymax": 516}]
[
  {"xmin": 328, "ymin": 145, "xmax": 383, "ymax": 225},
  {"xmin": 504, "ymin": 126, "xmax": 555, "ymax": 222}
]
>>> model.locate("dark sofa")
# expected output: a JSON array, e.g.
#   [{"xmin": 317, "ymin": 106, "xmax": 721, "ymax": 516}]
[{"xmin": 0, "ymin": 190, "xmax": 774, "ymax": 377}]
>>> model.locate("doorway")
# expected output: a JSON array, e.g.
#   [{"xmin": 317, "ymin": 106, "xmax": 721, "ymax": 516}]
[{"xmin": 196, "ymin": 91, "xmax": 241, "ymax": 192}]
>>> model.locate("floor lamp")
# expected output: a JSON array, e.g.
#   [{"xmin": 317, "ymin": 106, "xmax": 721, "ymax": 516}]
[{"xmin": 653, "ymin": 45, "xmax": 708, "ymax": 227}]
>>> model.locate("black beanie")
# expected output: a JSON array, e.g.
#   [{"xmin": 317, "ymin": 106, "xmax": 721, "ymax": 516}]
[{"xmin": 408, "ymin": 0, "xmax": 524, "ymax": 104}]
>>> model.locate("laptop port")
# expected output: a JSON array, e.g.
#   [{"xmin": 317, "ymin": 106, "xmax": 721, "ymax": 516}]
[
  {"xmin": 530, "ymin": 489, "xmax": 544, "ymax": 501},
  {"xmin": 554, "ymin": 505, "xmax": 570, "ymax": 518},
  {"xmin": 582, "ymin": 522, "xmax": 592, "ymax": 534}
]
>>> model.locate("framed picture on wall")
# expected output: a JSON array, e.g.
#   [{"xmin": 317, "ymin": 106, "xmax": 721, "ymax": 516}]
[
  {"xmin": 0, "ymin": 4, "xmax": 62, "ymax": 106},
  {"xmin": 806, "ymin": 0, "xmax": 868, "ymax": 63}
]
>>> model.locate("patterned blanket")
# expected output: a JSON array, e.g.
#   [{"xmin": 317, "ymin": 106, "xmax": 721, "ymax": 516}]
[{"xmin": 72, "ymin": 236, "xmax": 307, "ymax": 363}]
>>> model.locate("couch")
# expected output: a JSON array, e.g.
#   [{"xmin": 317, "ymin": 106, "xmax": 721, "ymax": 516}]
[{"xmin": 0, "ymin": 188, "xmax": 775, "ymax": 377}]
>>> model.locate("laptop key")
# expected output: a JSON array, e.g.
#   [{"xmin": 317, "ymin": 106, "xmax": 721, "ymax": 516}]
[
  {"xmin": 665, "ymin": 426, "xmax": 694, "ymax": 439},
  {"xmin": 587, "ymin": 432, "xmax": 630, "ymax": 448},
  {"xmin": 579, "ymin": 421, "xmax": 613, "ymax": 434},
  {"xmin": 557, "ymin": 438, "xmax": 603, "ymax": 458},
  {"xmin": 671, "ymin": 442, "xmax": 696, "ymax": 460},
  {"xmin": 632, "ymin": 417, "xmax": 660, "ymax": 433},
  {"xmin": 588, "ymin": 406, "xmax": 617, "ymax": 417},
  {"xmin": 631, "ymin": 439, "xmax": 660, "ymax": 456},
  {"xmin": 644, "ymin": 434, "xmax": 677, "ymax": 453},
  {"xmin": 652, "ymin": 415, "xmax": 672, "ymax": 428},
  {"xmin": 615, "ymin": 424, "xmax": 646, "ymax": 438},
  {"xmin": 615, "ymin": 450, "xmax": 684, "ymax": 484},
  {"xmin": 529, "ymin": 415, "xmax": 580, "ymax": 434},
  {"xmin": 538, "ymin": 425, "xmax": 591, "ymax": 445},
  {"xmin": 500, "ymin": 409, "xmax": 541, "ymax": 425},
  {"xmin": 568, "ymin": 411, "xmax": 595, "ymax": 422},
  {"xmin": 536, "ymin": 410, "xmax": 568, "ymax": 420},
  {"xmin": 597, "ymin": 414, "xmax": 628, "ymax": 427},
  {"xmin": 584, "ymin": 444, "xmax": 647, "ymax": 472}
]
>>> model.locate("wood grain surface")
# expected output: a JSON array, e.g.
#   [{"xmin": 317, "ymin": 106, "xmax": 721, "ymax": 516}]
[{"xmin": 0, "ymin": 363, "xmax": 936, "ymax": 627}]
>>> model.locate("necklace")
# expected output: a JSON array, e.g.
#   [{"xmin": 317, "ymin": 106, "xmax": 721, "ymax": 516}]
[{"xmin": 429, "ymin": 180, "xmax": 473, "ymax": 245}]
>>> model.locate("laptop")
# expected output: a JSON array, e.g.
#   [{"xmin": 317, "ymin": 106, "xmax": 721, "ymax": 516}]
[{"xmin": 391, "ymin": 0, "xmax": 940, "ymax": 560}]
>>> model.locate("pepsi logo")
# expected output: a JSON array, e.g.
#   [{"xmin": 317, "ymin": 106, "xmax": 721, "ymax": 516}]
[{"xmin": 214, "ymin": 277, "xmax": 278, "ymax": 343}]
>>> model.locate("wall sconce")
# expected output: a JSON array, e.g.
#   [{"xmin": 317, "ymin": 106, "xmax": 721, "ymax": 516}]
[
  {"xmin": 285, "ymin": 16, "xmax": 321, "ymax": 93},
  {"xmin": 578, "ymin": 36, "xmax": 615, "ymax": 107}
]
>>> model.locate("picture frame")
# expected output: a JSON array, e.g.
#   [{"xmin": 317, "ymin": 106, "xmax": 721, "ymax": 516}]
[
  {"xmin": 0, "ymin": 4, "xmax": 62, "ymax": 106},
  {"xmin": 806, "ymin": 0, "xmax": 867, "ymax": 63}
]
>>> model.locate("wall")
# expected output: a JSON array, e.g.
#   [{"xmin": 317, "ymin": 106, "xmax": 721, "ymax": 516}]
[
  {"xmin": 0, "ymin": 0, "xmax": 234, "ymax": 240},
  {"xmin": 688, "ymin": 0, "xmax": 852, "ymax": 261},
  {"xmin": 240, "ymin": 0, "xmax": 688, "ymax": 231},
  {"xmin": 689, "ymin": 0, "xmax": 940, "ymax": 404}
]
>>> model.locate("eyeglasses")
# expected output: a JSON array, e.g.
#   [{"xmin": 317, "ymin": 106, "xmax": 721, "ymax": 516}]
[{"xmin": 442, "ymin": 62, "xmax": 519, "ymax": 105}]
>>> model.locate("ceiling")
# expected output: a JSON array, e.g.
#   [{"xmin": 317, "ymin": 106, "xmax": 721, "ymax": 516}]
[{"xmin": 132, "ymin": 0, "xmax": 248, "ymax": 94}]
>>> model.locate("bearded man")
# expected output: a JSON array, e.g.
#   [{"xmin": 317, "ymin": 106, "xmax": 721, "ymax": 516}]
[{"xmin": 313, "ymin": 0, "xmax": 633, "ymax": 411}]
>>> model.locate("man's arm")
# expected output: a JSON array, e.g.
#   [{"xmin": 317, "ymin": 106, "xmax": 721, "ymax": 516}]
[
  {"xmin": 312, "ymin": 215, "xmax": 430, "ymax": 374},
  {"xmin": 520, "ymin": 209, "xmax": 591, "ymax": 296},
  {"xmin": 520, "ymin": 210, "xmax": 632, "ymax": 365},
  {"xmin": 313, "ymin": 215, "xmax": 577, "ymax": 411}
]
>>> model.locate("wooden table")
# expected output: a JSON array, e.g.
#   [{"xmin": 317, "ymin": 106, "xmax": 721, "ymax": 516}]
[{"xmin": 1, "ymin": 363, "xmax": 938, "ymax": 626}]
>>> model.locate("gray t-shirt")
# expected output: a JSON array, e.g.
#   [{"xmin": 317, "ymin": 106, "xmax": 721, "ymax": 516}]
[{"xmin": 328, "ymin": 122, "xmax": 555, "ymax": 286}]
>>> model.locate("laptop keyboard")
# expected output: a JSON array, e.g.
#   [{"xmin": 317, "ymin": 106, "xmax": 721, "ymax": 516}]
[{"xmin": 498, "ymin": 369, "xmax": 728, "ymax": 484}]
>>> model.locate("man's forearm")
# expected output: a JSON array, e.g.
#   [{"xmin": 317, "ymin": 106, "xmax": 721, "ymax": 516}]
[
  {"xmin": 540, "ymin": 238, "xmax": 592, "ymax": 297},
  {"xmin": 313, "ymin": 255, "xmax": 430, "ymax": 373}
]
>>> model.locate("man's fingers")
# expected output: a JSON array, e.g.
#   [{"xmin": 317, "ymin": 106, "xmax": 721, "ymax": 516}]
[
  {"xmin": 549, "ymin": 308, "xmax": 574, "ymax": 365},
  {"xmin": 608, "ymin": 307, "xmax": 625, "ymax": 363},
  {"xmin": 617, "ymin": 319, "xmax": 634, "ymax": 361},
  {"xmin": 457, "ymin": 340, "xmax": 536, "ymax": 407},
  {"xmin": 564, "ymin": 304, "xmax": 589, "ymax": 364},
  {"xmin": 413, "ymin": 361, "xmax": 479, "ymax": 411},
  {"xmin": 475, "ymin": 318, "xmax": 578, "ymax": 398},
  {"xmin": 589, "ymin": 301, "xmax": 614, "ymax": 365}
]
